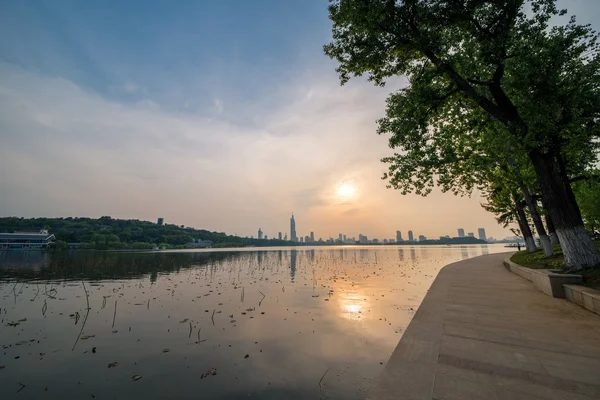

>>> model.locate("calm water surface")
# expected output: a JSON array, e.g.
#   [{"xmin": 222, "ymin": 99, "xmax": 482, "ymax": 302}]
[{"xmin": 0, "ymin": 245, "xmax": 507, "ymax": 399}]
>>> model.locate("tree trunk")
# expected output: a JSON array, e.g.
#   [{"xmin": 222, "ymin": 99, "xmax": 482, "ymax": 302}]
[
  {"xmin": 513, "ymin": 195, "xmax": 537, "ymax": 252},
  {"xmin": 519, "ymin": 184, "xmax": 553, "ymax": 257},
  {"xmin": 544, "ymin": 209, "xmax": 560, "ymax": 246},
  {"xmin": 529, "ymin": 150, "xmax": 600, "ymax": 270}
]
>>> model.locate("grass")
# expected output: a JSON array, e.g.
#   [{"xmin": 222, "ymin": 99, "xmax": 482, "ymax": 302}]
[{"xmin": 510, "ymin": 241, "xmax": 600, "ymax": 290}]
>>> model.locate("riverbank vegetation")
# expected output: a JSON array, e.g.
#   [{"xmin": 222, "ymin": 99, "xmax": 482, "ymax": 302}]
[
  {"xmin": 325, "ymin": 0, "xmax": 600, "ymax": 270},
  {"xmin": 511, "ymin": 242, "xmax": 600, "ymax": 289},
  {"xmin": 0, "ymin": 216, "xmax": 291, "ymax": 249}
]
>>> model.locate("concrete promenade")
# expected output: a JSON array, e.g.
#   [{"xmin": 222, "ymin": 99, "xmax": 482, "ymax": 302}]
[{"xmin": 368, "ymin": 253, "xmax": 600, "ymax": 400}]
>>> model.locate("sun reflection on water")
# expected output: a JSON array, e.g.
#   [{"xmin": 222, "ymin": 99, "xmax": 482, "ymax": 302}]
[{"xmin": 338, "ymin": 290, "xmax": 368, "ymax": 321}]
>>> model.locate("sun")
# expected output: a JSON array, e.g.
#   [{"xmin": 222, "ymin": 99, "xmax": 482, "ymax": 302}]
[{"xmin": 336, "ymin": 182, "xmax": 357, "ymax": 200}]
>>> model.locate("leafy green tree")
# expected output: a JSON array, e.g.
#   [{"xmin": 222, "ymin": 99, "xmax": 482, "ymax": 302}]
[
  {"xmin": 574, "ymin": 178, "xmax": 600, "ymax": 237},
  {"xmin": 324, "ymin": 0, "xmax": 600, "ymax": 269}
]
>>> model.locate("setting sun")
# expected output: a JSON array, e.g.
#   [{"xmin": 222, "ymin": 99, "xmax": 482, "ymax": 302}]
[{"xmin": 336, "ymin": 182, "xmax": 357, "ymax": 201}]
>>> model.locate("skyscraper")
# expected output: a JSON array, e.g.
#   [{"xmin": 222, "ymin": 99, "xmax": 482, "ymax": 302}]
[
  {"xmin": 258, "ymin": 228, "xmax": 263, "ymax": 240},
  {"xmin": 310, "ymin": 231, "xmax": 315, "ymax": 242},
  {"xmin": 478, "ymin": 228, "xmax": 487, "ymax": 241},
  {"xmin": 278, "ymin": 232, "xmax": 282, "ymax": 240},
  {"xmin": 290, "ymin": 214, "xmax": 297, "ymax": 242},
  {"xmin": 408, "ymin": 230, "xmax": 414, "ymax": 241},
  {"xmin": 458, "ymin": 228, "xmax": 465, "ymax": 238},
  {"xmin": 396, "ymin": 230, "xmax": 403, "ymax": 242},
  {"xmin": 338, "ymin": 233, "xmax": 343, "ymax": 242}
]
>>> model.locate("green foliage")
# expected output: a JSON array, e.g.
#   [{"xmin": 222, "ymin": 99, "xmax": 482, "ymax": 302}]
[
  {"xmin": 324, "ymin": 0, "xmax": 600, "ymax": 196},
  {"xmin": 54, "ymin": 240, "xmax": 67, "ymax": 250},
  {"xmin": 574, "ymin": 177, "xmax": 600, "ymax": 236},
  {"xmin": 0, "ymin": 216, "xmax": 294, "ymax": 249}
]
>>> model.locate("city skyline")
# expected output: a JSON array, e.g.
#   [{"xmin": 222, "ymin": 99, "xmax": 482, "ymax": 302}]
[{"xmin": 256, "ymin": 214, "xmax": 498, "ymax": 243}]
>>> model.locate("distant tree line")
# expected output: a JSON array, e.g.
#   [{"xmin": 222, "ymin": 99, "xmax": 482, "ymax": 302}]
[{"xmin": 0, "ymin": 216, "xmax": 293, "ymax": 250}]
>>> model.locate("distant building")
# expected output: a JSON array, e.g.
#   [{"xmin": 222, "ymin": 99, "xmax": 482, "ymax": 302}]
[
  {"xmin": 305, "ymin": 235, "xmax": 310, "ymax": 243},
  {"xmin": 457, "ymin": 228, "xmax": 465, "ymax": 238},
  {"xmin": 383, "ymin": 239, "xmax": 388, "ymax": 244},
  {"xmin": 278, "ymin": 232, "xmax": 282, "ymax": 240},
  {"xmin": 310, "ymin": 231, "xmax": 315, "ymax": 242},
  {"xmin": 300, "ymin": 237, "xmax": 304, "ymax": 243},
  {"xmin": 478, "ymin": 228, "xmax": 487, "ymax": 241},
  {"xmin": 284, "ymin": 233, "xmax": 288, "ymax": 241},
  {"xmin": 468, "ymin": 232, "xmax": 475, "ymax": 237},
  {"xmin": 258, "ymin": 228, "xmax": 263, "ymax": 240},
  {"xmin": 290, "ymin": 214, "xmax": 297, "ymax": 242},
  {"xmin": 396, "ymin": 230, "xmax": 403, "ymax": 242},
  {"xmin": 264, "ymin": 235, "xmax": 268, "ymax": 240},
  {"xmin": 0, "ymin": 230, "xmax": 56, "ymax": 250},
  {"xmin": 338, "ymin": 233, "xmax": 343, "ymax": 242},
  {"xmin": 408, "ymin": 230, "xmax": 414, "ymax": 241},
  {"xmin": 358, "ymin": 234, "xmax": 368, "ymax": 244},
  {"xmin": 157, "ymin": 218, "xmax": 164, "ymax": 225},
  {"xmin": 343, "ymin": 234, "xmax": 347, "ymax": 241},
  {"xmin": 419, "ymin": 235, "xmax": 426, "ymax": 241},
  {"xmin": 372, "ymin": 238, "xmax": 379, "ymax": 244}
]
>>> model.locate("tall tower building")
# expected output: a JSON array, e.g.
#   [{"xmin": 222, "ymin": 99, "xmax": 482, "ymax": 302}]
[
  {"xmin": 278, "ymin": 232, "xmax": 282, "ymax": 240},
  {"xmin": 258, "ymin": 228, "xmax": 263, "ymax": 240},
  {"xmin": 310, "ymin": 231, "xmax": 315, "ymax": 242},
  {"xmin": 408, "ymin": 230, "xmax": 414, "ymax": 241},
  {"xmin": 290, "ymin": 214, "xmax": 297, "ymax": 242},
  {"xmin": 396, "ymin": 230, "xmax": 403, "ymax": 242},
  {"xmin": 478, "ymin": 228, "xmax": 487, "ymax": 241},
  {"xmin": 458, "ymin": 228, "xmax": 465, "ymax": 238}
]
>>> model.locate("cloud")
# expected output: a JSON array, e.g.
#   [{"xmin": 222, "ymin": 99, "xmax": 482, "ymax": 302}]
[{"xmin": 0, "ymin": 61, "xmax": 509, "ymax": 240}]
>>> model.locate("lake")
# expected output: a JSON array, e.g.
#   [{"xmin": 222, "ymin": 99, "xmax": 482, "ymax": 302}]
[{"xmin": 0, "ymin": 245, "xmax": 508, "ymax": 399}]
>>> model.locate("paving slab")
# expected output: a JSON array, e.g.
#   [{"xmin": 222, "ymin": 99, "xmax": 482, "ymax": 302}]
[{"xmin": 368, "ymin": 253, "xmax": 600, "ymax": 400}]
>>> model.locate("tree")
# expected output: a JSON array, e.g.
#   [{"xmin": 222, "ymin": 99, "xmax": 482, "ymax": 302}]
[
  {"xmin": 574, "ymin": 177, "xmax": 600, "ymax": 238},
  {"xmin": 324, "ymin": 0, "xmax": 600, "ymax": 269}
]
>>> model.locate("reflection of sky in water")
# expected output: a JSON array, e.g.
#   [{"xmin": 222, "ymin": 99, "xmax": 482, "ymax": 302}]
[{"xmin": 0, "ymin": 245, "xmax": 508, "ymax": 399}]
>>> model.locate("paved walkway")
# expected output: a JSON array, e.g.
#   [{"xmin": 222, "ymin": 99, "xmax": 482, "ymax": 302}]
[{"xmin": 368, "ymin": 253, "xmax": 600, "ymax": 400}]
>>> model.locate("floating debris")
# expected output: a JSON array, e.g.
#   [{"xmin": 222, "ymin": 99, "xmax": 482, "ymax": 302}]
[
  {"xmin": 108, "ymin": 362, "xmax": 118, "ymax": 368},
  {"xmin": 131, "ymin": 374, "xmax": 142, "ymax": 381}
]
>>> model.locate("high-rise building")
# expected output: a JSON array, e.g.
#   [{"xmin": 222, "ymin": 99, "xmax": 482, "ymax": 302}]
[
  {"xmin": 478, "ymin": 228, "xmax": 487, "ymax": 241},
  {"xmin": 343, "ymin": 234, "xmax": 347, "ymax": 241},
  {"xmin": 300, "ymin": 237, "xmax": 304, "ymax": 243},
  {"xmin": 408, "ymin": 230, "xmax": 414, "ymax": 241},
  {"xmin": 305, "ymin": 235, "xmax": 310, "ymax": 243},
  {"xmin": 290, "ymin": 214, "xmax": 297, "ymax": 242},
  {"xmin": 419, "ymin": 235, "xmax": 426, "ymax": 241},
  {"xmin": 157, "ymin": 217, "xmax": 164, "ymax": 225},
  {"xmin": 358, "ymin": 234, "xmax": 368, "ymax": 244},
  {"xmin": 468, "ymin": 232, "xmax": 475, "ymax": 237},
  {"xmin": 278, "ymin": 232, "xmax": 282, "ymax": 240},
  {"xmin": 338, "ymin": 233, "xmax": 343, "ymax": 242},
  {"xmin": 396, "ymin": 230, "xmax": 403, "ymax": 242},
  {"xmin": 258, "ymin": 228, "xmax": 263, "ymax": 240},
  {"xmin": 310, "ymin": 231, "xmax": 315, "ymax": 242},
  {"xmin": 284, "ymin": 233, "xmax": 288, "ymax": 241},
  {"xmin": 458, "ymin": 228, "xmax": 465, "ymax": 238}
]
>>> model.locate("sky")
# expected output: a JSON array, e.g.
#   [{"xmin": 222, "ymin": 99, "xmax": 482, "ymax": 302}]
[{"xmin": 0, "ymin": 0, "xmax": 598, "ymax": 241}]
